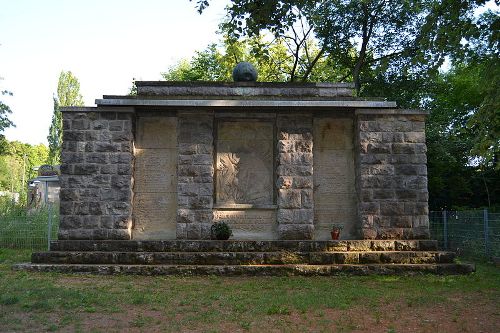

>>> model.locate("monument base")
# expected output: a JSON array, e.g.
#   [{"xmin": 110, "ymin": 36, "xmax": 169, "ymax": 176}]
[{"xmin": 13, "ymin": 240, "xmax": 474, "ymax": 276}]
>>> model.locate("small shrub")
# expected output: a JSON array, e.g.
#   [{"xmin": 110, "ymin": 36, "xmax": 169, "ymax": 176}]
[{"xmin": 211, "ymin": 222, "xmax": 232, "ymax": 240}]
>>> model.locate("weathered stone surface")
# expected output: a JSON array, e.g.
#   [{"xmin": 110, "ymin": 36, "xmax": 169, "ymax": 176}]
[
  {"xmin": 177, "ymin": 113, "xmax": 214, "ymax": 238},
  {"xmin": 58, "ymin": 112, "xmax": 134, "ymax": 240},
  {"xmin": 135, "ymin": 81, "xmax": 355, "ymax": 98},
  {"xmin": 14, "ymin": 261, "xmax": 475, "ymax": 276},
  {"xmin": 48, "ymin": 240, "xmax": 439, "ymax": 253},
  {"xmin": 278, "ymin": 224, "xmax": 314, "ymax": 240},
  {"xmin": 277, "ymin": 115, "xmax": 314, "ymax": 239},
  {"xmin": 313, "ymin": 118, "xmax": 357, "ymax": 240},
  {"xmin": 216, "ymin": 121, "xmax": 273, "ymax": 206},
  {"xmin": 355, "ymin": 113, "xmax": 429, "ymax": 239},
  {"xmin": 232, "ymin": 62, "xmax": 258, "ymax": 82},
  {"xmin": 213, "ymin": 209, "xmax": 276, "ymax": 240},
  {"xmin": 133, "ymin": 117, "xmax": 177, "ymax": 240}
]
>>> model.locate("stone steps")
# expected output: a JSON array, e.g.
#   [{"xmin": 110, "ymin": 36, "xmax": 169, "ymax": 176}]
[
  {"xmin": 48, "ymin": 239, "xmax": 438, "ymax": 253},
  {"xmin": 32, "ymin": 250, "xmax": 455, "ymax": 265},
  {"xmin": 14, "ymin": 240, "xmax": 474, "ymax": 276},
  {"xmin": 13, "ymin": 263, "xmax": 476, "ymax": 276}
]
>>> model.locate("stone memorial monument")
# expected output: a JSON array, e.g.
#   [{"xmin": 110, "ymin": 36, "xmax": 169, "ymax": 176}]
[{"xmin": 14, "ymin": 65, "xmax": 474, "ymax": 275}]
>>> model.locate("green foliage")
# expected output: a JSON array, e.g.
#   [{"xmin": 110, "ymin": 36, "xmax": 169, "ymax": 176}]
[
  {"xmin": 422, "ymin": 59, "xmax": 499, "ymax": 210},
  {"xmin": 210, "ymin": 221, "xmax": 233, "ymax": 240},
  {"xmin": 331, "ymin": 224, "xmax": 344, "ymax": 231},
  {"xmin": 182, "ymin": 1, "xmax": 500, "ymax": 211},
  {"xmin": 0, "ymin": 90, "xmax": 15, "ymax": 134},
  {"xmin": 0, "ymin": 134, "xmax": 9, "ymax": 155},
  {"xmin": 0, "ymin": 198, "xmax": 58, "ymax": 250},
  {"xmin": 0, "ymin": 140, "xmax": 49, "ymax": 202},
  {"xmin": 163, "ymin": 35, "xmax": 341, "ymax": 82},
  {"xmin": 47, "ymin": 71, "xmax": 84, "ymax": 165},
  {"xmin": 1, "ymin": 70, "xmax": 15, "ymax": 154},
  {"xmin": 194, "ymin": 1, "xmax": 497, "ymax": 93},
  {"xmin": 56, "ymin": 71, "xmax": 84, "ymax": 107},
  {"xmin": 47, "ymin": 97, "xmax": 61, "ymax": 165},
  {"xmin": 164, "ymin": 44, "xmax": 229, "ymax": 81},
  {"xmin": 466, "ymin": 57, "xmax": 500, "ymax": 168}
]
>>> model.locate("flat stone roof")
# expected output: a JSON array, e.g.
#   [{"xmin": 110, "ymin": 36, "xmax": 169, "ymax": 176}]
[
  {"xmin": 60, "ymin": 81, "xmax": 429, "ymax": 114},
  {"xmin": 134, "ymin": 81, "xmax": 356, "ymax": 99},
  {"xmin": 94, "ymin": 98, "xmax": 397, "ymax": 109}
]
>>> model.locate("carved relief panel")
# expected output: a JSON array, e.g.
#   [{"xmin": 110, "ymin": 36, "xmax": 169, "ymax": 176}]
[{"xmin": 216, "ymin": 121, "xmax": 274, "ymax": 206}]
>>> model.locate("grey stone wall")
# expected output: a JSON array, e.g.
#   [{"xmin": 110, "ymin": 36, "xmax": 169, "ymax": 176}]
[
  {"xmin": 276, "ymin": 114, "xmax": 314, "ymax": 239},
  {"xmin": 176, "ymin": 112, "xmax": 215, "ymax": 239},
  {"xmin": 355, "ymin": 112, "xmax": 429, "ymax": 239},
  {"xmin": 58, "ymin": 111, "xmax": 134, "ymax": 240}
]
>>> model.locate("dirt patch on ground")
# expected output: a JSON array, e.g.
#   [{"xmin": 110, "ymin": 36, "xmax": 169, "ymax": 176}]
[{"xmin": 38, "ymin": 291, "xmax": 498, "ymax": 333}]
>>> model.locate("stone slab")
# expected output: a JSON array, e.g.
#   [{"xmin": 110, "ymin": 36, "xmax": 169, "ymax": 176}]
[
  {"xmin": 213, "ymin": 209, "xmax": 277, "ymax": 240},
  {"xmin": 313, "ymin": 118, "xmax": 357, "ymax": 240},
  {"xmin": 96, "ymin": 99, "xmax": 398, "ymax": 109},
  {"xmin": 133, "ymin": 192, "xmax": 177, "ymax": 240},
  {"xmin": 13, "ymin": 263, "xmax": 476, "ymax": 276},
  {"xmin": 135, "ymin": 81, "xmax": 355, "ymax": 98},
  {"xmin": 136, "ymin": 117, "xmax": 177, "ymax": 148},
  {"xmin": 31, "ymin": 250, "xmax": 455, "ymax": 265},
  {"xmin": 134, "ymin": 150, "xmax": 177, "ymax": 192},
  {"xmin": 133, "ymin": 117, "xmax": 177, "ymax": 239},
  {"xmin": 216, "ymin": 121, "xmax": 274, "ymax": 206},
  {"xmin": 48, "ymin": 240, "xmax": 439, "ymax": 252}
]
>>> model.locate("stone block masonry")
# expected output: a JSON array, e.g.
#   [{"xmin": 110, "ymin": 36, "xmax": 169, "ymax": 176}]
[
  {"xmin": 57, "ymin": 82, "xmax": 432, "ymax": 242},
  {"xmin": 277, "ymin": 114, "xmax": 314, "ymax": 239},
  {"xmin": 176, "ymin": 112, "xmax": 215, "ymax": 239},
  {"xmin": 58, "ymin": 110, "xmax": 134, "ymax": 240},
  {"xmin": 355, "ymin": 111, "xmax": 429, "ymax": 239}
]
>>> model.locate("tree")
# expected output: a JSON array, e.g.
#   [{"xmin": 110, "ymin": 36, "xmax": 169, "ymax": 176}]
[
  {"xmin": 0, "ymin": 90, "xmax": 14, "ymax": 134},
  {"xmin": 1, "ymin": 79, "xmax": 15, "ymax": 155},
  {"xmin": 0, "ymin": 140, "xmax": 49, "ymax": 204},
  {"xmin": 193, "ymin": 0, "xmax": 495, "ymax": 94},
  {"xmin": 163, "ymin": 35, "xmax": 342, "ymax": 82},
  {"xmin": 47, "ymin": 71, "xmax": 84, "ymax": 165},
  {"xmin": 466, "ymin": 59, "xmax": 499, "ymax": 169},
  {"xmin": 184, "ymin": 1, "xmax": 500, "ymax": 210},
  {"xmin": 421, "ymin": 58, "xmax": 500, "ymax": 210}
]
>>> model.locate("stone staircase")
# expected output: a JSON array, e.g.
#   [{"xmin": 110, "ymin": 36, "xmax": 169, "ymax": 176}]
[{"xmin": 13, "ymin": 240, "xmax": 475, "ymax": 276}]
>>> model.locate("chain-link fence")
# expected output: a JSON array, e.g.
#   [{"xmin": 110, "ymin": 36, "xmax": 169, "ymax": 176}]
[
  {"xmin": 429, "ymin": 209, "xmax": 500, "ymax": 259},
  {"xmin": 0, "ymin": 203, "xmax": 59, "ymax": 251},
  {"xmin": 1, "ymin": 201, "xmax": 498, "ymax": 260}
]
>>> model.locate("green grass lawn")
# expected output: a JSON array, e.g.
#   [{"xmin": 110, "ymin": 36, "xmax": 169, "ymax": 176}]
[{"xmin": 1, "ymin": 249, "xmax": 499, "ymax": 333}]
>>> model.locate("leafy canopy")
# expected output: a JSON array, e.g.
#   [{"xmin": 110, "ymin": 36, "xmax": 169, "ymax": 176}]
[
  {"xmin": 47, "ymin": 71, "xmax": 84, "ymax": 165},
  {"xmin": 163, "ymin": 35, "xmax": 344, "ymax": 82},
  {"xmin": 193, "ymin": 0, "xmax": 496, "ymax": 93}
]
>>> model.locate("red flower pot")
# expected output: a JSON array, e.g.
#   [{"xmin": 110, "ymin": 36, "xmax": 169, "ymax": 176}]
[{"xmin": 331, "ymin": 230, "xmax": 340, "ymax": 240}]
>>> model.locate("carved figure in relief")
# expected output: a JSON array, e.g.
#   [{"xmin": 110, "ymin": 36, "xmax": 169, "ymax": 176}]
[
  {"xmin": 216, "ymin": 122, "xmax": 274, "ymax": 205},
  {"xmin": 237, "ymin": 148, "xmax": 272, "ymax": 204},
  {"xmin": 217, "ymin": 145, "xmax": 272, "ymax": 204},
  {"xmin": 217, "ymin": 153, "xmax": 243, "ymax": 202}
]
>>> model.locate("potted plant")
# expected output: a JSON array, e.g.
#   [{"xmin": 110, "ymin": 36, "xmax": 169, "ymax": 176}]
[
  {"xmin": 331, "ymin": 224, "xmax": 343, "ymax": 240},
  {"xmin": 211, "ymin": 222, "xmax": 233, "ymax": 240}
]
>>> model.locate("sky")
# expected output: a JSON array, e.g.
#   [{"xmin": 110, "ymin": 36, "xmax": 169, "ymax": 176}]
[
  {"xmin": 0, "ymin": 0, "xmax": 229, "ymax": 145},
  {"xmin": 2, "ymin": 1, "xmax": 497, "ymax": 147}
]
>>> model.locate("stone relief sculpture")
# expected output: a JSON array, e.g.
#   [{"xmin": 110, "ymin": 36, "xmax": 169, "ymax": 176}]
[
  {"xmin": 216, "ymin": 122, "xmax": 273, "ymax": 206},
  {"xmin": 217, "ymin": 153, "xmax": 243, "ymax": 202}
]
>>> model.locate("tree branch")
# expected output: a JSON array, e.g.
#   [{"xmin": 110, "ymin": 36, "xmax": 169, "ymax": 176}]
[{"xmin": 301, "ymin": 45, "xmax": 326, "ymax": 82}]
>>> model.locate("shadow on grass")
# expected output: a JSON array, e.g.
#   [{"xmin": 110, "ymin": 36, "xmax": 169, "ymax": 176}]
[{"xmin": 1, "ymin": 249, "xmax": 499, "ymax": 332}]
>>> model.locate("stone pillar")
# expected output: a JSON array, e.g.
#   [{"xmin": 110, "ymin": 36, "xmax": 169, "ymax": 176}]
[
  {"xmin": 58, "ymin": 110, "xmax": 134, "ymax": 240},
  {"xmin": 355, "ymin": 110, "xmax": 429, "ymax": 239},
  {"xmin": 176, "ymin": 112, "xmax": 214, "ymax": 239},
  {"xmin": 276, "ymin": 114, "xmax": 314, "ymax": 239}
]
